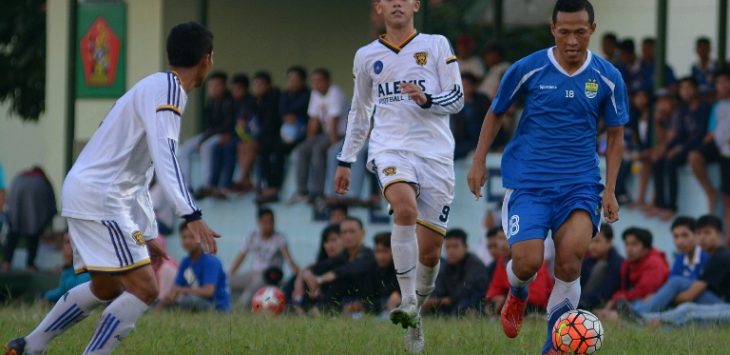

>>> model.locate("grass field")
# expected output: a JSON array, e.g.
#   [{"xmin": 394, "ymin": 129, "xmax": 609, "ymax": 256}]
[{"xmin": 1, "ymin": 307, "xmax": 729, "ymax": 354}]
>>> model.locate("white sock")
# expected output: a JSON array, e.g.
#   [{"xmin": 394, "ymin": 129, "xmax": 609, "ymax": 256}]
[
  {"xmin": 544, "ymin": 278, "xmax": 581, "ymax": 351},
  {"xmin": 416, "ymin": 261, "xmax": 440, "ymax": 307},
  {"xmin": 506, "ymin": 259, "xmax": 537, "ymax": 300},
  {"xmin": 83, "ymin": 292, "xmax": 148, "ymax": 355},
  {"xmin": 25, "ymin": 282, "xmax": 105, "ymax": 353},
  {"xmin": 391, "ymin": 224, "xmax": 418, "ymax": 304}
]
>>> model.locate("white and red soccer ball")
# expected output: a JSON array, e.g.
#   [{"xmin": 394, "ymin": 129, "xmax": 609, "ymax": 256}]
[
  {"xmin": 251, "ymin": 286, "xmax": 286, "ymax": 315},
  {"xmin": 552, "ymin": 309, "xmax": 604, "ymax": 354}
]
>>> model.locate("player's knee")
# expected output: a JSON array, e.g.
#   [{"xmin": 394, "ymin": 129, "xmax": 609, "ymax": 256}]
[
  {"xmin": 89, "ymin": 277, "xmax": 123, "ymax": 301},
  {"xmin": 554, "ymin": 256, "xmax": 582, "ymax": 280},
  {"xmin": 511, "ymin": 252, "xmax": 543, "ymax": 277},
  {"xmin": 128, "ymin": 282, "xmax": 159, "ymax": 305},
  {"xmin": 392, "ymin": 204, "xmax": 418, "ymax": 224}
]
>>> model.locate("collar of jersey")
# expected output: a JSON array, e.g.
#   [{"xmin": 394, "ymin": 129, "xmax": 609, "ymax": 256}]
[
  {"xmin": 378, "ymin": 31, "xmax": 419, "ymax": 54},
  {"xmin": 168, "ymin": 70, "xmax": 186, "ymax": 93},
  {"xmin": 547, "ymin": 46, "xmax": 593, "ymax": 77}
]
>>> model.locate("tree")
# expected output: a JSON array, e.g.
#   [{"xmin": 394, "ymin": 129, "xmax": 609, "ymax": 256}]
[{"xmin": 0, "ymin": 0, "xmax": 46, "ymax": 121}]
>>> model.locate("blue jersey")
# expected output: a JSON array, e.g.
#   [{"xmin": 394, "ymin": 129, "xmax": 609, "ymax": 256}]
[
  {"xmin": 492, "ymin": 48, "xmax": 629, "ymax": 189},
  {"xmin": 175, "ymin": 253, "xmax": 231, "ymax": 311}
]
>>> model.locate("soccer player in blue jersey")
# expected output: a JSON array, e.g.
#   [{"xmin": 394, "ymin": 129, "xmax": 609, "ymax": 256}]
[{"xmin": 467, "ymin": 1, "xmax": 627, "ymax": 354}]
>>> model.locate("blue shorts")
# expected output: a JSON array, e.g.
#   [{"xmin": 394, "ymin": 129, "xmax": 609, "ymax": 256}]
[{"xmin": 501, "ymin": 183, "xmax": 603, "ymax": 246}]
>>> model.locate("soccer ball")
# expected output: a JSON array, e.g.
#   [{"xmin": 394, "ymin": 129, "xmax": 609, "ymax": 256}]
[
  {"xmin": 552, "ymin": 309, "xmax": 604, "ymax": 354},
  {"xmin": 251, "ymin": 286, "xmax": 286, "ymax": 315}
]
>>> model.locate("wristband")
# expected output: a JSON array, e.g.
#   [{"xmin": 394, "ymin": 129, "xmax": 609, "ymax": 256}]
[
  {"xmin": 337, "ymin": 161, "xmax": 352, "ymax": 168},
  {"xmin": 182, "ymin": 210, "xmax": 203, "ymax": 222}
]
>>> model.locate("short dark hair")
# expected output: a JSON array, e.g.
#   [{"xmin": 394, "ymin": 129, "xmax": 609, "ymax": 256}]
[
  {"xmin": 642, "ymin": 37, "xmax": 655, "ymax": 46},
  {"xmin": 445, "ymin": 228, "xmax": 468, "ymax": 245},
  {"xmin": 618, "ymin": 39, "xmax": 635, "ymax": 54},
  {"xmin": 599, "ymin": 223, "xmax": 614, "ymax": 241},
  {"xmin": 678, "ymin": 76, "xmax": 698, "ymax": 87},
  {"xmin": 253, "ymin": 71, "xmax": 272, "ymax": 84},
  {"xmin": 287, "ymin": 65, "xmax": 307, "ymax": 81},
  {"xmin": 671, "ymin": 216, "xmax": 696, "ymax": 232},
  {"xmin": 461, "ymin": 72, "xmax": 479, "ymax": 84},
  {"xmin": 330, "ymin": 203, "xmax": 348, "ymax": 215},
  {"xmin": 312, "ymin": 68, "xmax": 331, "ymax": 81},
  {"xmin": 486, "ymin": 226, "xmax": 503, "ymax": 239},
  {"xmin": 342, "ymin": 216, "xmax": 364, "ymax": 230},
  {"xmin": 232, "ymin": 73, "xmax": 250, "ymax": 89},
  {"xmin": 258, "ymin": 207, "xmax": 274, "ymax": 219},
  {"xmin": 696, "ymin": 37, "xmax": 711, "ymax": 47},
  {"xmin": 602, "ymin": 32, "xmax": 618, "ymax": 43},
  {"xmin": 622, "ymin": 227, "xmax": 653, "ymax": 249},
  {"xmin": 208, "ymin": 71, "xmax": 227, "ymax": 83},
  {"xmin": 715, "ymin": 68, "xmax": 730, "ymax": 81},
  {"xmin": 374, "ymin": 232, "xmax": 391, "ymax": 248},
  {"xmin": 552, "ymin": 0, "xmax": 595, "ymax": 24},
  {"xmin": 484, "ymin": 42, "xmax": 505, "ymax": 57},
  {"xmin": 697, "ymin": 214, "xmax": 724, "ymax": 232},
  {"xmin": 166, "ymin": 22, "xmax": 213, "ymax": 67}
]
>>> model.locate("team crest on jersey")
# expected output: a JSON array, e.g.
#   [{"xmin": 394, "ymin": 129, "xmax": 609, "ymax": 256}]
[
  {"xmin": 132, "ymin": 231, "xmax": 145, "ymax": 246},
  {"xmin": 374, "ymin": 60, "xmax": 384, "ymax": 75},
  {"xmin": 585, "ymin": 79, "xmax": 598, "ymax": 99},
  {"xmin": 383, "ymin": 166, "xmax": 397, "ymax": 176},
  {"xmin": 414, "ymin": 52, "xmax": 428, "ymax": 66}
]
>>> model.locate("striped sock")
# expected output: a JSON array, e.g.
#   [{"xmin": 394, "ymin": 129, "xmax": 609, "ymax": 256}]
[
  {"xmin": 24, "ymin": 282, "xmax": 105, "ymax": 353},
  {"xmin": 83, "ymin": 292, "xmax": 148, "ymax": 355}
]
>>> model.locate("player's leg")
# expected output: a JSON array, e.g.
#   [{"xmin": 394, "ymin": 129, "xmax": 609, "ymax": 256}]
[
  {"xmin": 83, "ymin": 265, "xmax": 158, "ymax": 354},
  {"xmin": 542, "ymin": 203, "xmax": 596, "ymax": 354}
]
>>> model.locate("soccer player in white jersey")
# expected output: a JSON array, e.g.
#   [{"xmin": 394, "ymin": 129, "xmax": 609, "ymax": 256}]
[
  {"xmin": 4, "ymin": 22, "xmax": 220, "ymax": 355},
  {"xmin": 467, "ymin": 1, "xmax": 627, "ymax": 353},
  {"xmin": 334, "ymin": 0, "xmax": 463, "ymax": 352}
]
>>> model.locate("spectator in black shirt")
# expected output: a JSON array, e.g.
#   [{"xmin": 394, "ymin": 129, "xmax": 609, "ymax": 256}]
[
  {"xmin": 580, "ymin": 224, "xmax": 624, "ymax": 310},
  {"xmin": 422, "ymin": 229, "xmax": 489, "ymax": 315},
  {"xmin": 451, "ymin": 73, "xmax": 491, "ymax": 160},
  {"xmin": 252, "ymin": 71, "xmax": 284, "ymax": 203},
  {"xmin": 279, "ymin": 66, "xmax": 311, "ymax": 151},
  {"xmin": 653, "ymin": 77, "xmax": 710, "ymax": 219},
  {"xmin": 372, "ymin": 232, "xmax": 399, "ymax": 315},
  {"xmin": 230, "ymin": 73, "xmax": 258, "ymax": 193},
  {"xmin": 291, "ymin": 224, "xmax": 342, "ymax": 315}
]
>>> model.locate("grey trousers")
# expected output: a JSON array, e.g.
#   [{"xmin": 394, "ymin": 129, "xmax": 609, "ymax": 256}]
[
  {"xmin": 296, "ymin": 133, "xmax": 331, "ymax": 196},
  {"xmin": 229, "ymin": 270, "xmax": 265, "ymax": 307}
]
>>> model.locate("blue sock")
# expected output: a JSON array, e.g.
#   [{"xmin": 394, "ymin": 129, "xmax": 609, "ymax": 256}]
[{"xmin": 510, "ymin": 286, "xmax": 528, "ymax": 301}]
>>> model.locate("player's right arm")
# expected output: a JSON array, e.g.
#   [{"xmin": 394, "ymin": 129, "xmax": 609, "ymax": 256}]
[
  {"xmin": 335, "ymin": 49, "xmax": 373, "ymax": 194},
  {"xmin": 467, "ymin": 60, "xmax": 526, "ymax": 199},
  {"xmin": 141, "ymin": 78, "xmax": 219, "ymax": 253}
]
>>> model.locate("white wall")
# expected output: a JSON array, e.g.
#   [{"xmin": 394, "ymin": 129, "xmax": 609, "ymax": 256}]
[{"xmin": 591, "ymin": 0, "xmax": 729, "ymax": 77}]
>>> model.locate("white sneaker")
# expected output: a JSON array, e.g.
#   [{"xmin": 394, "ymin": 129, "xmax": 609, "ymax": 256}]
[
  {"xmin": 404, "ymin": 315, "xmax": 425, "ymax": 354},
  {"xmin": 389, "ymin": 299, "xmax": 419, "ymax": 329}
]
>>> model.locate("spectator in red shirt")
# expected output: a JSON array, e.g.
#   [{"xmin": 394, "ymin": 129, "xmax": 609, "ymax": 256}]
[{"xmin": 485, "ymin": 255, "xmax": 554, "ymax": 315}]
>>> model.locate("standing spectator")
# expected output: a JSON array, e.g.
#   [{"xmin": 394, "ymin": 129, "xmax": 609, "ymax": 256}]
[
  {"xmin": 161, "ymin": 222, "xmax": 230, "ymax": 312},
  {"xmin": 580, "ymin": 224, "xmax": 624, "ymax": 310},
  {"xmin": 0, "ymin": 161, "xmax": 5, "ymax": 233},
  {"xmin": 601, "ymin": 32, "xmax": 621, "ymax": 66},
  {"xmin": 228, "ymin": 208, "xmax": 299, "ymax": 306},
  {"xmin": 478, "ymin": 42, "xmax": 510, "ymax": 100},
  {"xmin": 41, "ymin": 234, "xmax": 91, "ymax": 303},
  {"xmin": 292, "ymin": 68, "xmax": 347, "ymax": 204},
  {"xmin": 639, "ymin": 37, "xmax": 677, "ymax": 94},
  {"xmin": 689, "ymin": 69, "xmax": 730, "ymax": 215},
  {"xmin": 231, "ymin": 73, "xmax": 259, "ymax": 193},
  {"xmin": 372, "ymin": 232, "xmax": 399, "ymax": 315},
  {"xmin": 279, "ymin": 66, "xmax": 311, "ymax": 150},
  {"xmin": 618, "ymin": 39, "xmax": 642, "ymax": 93},
  {"xmin": 2, "ymin": 167, "xmax": 57, "ymax": 272},
  {"xmin": 179, "ymin": 71, "xmax": 235, "ymax": 198},
  {"xmin": 253, "ymin": 71, "xmax": 284, "ymax": 203},
  {"xmin": 627, "ymin": 89, "xmax": 654, "ymax": 207},
  {"xmin": 422, "ymin": 229, "xmax": 488, "ymax": 315},
  {"xmin": 691, "ymin": 37, "xmax": 717, "ymax": 96},
  {"xmin": 711, "ymin": 70, "xmax": 730, "ymax": 237},
  {"xmin": 653, "ymin": 78, "xmax": 710, "ymax": 219},
  {"xmin": 456, "ymin": 35, "xmax": 484, "ymax": 80},
  {"xmin": 451, "ymin": 73, "xmax": 491, "ymax": 160},
  {"xmin": 291, "ymin": 224, "xmax": 343, "ymax": 315}
]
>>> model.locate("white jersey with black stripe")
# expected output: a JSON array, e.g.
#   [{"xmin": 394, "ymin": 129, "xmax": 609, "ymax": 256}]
[
  {"xmin": 337, "ymin": 32, "xmax": 464, "ymax": 166},
  {"xmin": 62, "ymin": 72, "xmax": 197, "ymax": 238}
]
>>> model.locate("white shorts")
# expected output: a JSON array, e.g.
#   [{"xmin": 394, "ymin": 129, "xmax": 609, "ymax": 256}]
[
  {"xmin": 67, "ymin": 218, "xmax": 151, "ymax": 274},
  {"xmin": 369, "ymin": 151, "xmax": 455, "ymax": 236}
]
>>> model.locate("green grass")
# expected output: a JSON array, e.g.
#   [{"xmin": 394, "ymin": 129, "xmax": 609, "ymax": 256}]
[{"xmin": 1, "ymin": 306, "xmax": 730, "ymax": 354}]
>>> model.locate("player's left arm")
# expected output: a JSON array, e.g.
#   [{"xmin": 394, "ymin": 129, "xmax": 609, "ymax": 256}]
[
  {"xmin": 402, "ymin": 35, "xmax": 464, "ymax": 114},
  {"xmin": 601, "ymin": 68, "xmax": 630, "ymax": 223}
]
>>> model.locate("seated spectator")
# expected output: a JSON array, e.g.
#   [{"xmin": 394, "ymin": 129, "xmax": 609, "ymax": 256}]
[
  {"xmin": 478, "ymin": 42, "xmax": 511, "ymax": 100},
  {"xmin": 252, "ymin": 71, "xmax": 284, "ymax": 203},
  {"xmin": 0, "ymin": 161, "xmax": 5, "ymax": 232},
  {"xmin": 579, "ymin": 224, "xmax": 623, "ymax": 310},
  {"xmin": 230, "ymin": 73, "xmax": 259, "ymax": 193},
  {"xmin": 291, "ymin": 224, "xmax": 343, "ymax": 315},
  {"xmin": 451, "ymin": 73, "xmax": 490, "ymax": 160},
  {"xmin": 652, "ymin": 77, "xmax": 710, "ymax": 219},
  {"xmin": 42, "ymin": 234, "xmax": 91, "ymax": 303},
  {"xmin": 328, "ymin": 204, "xmax": 348, "ymax": 225},
  {"xmin": 476, "ymin": 226, "xmax": 508, "ymax": 272},
  {"xmin": 179, "ymin": 71, "xmax": 235, "ymax": 198},
  {"xmin": 691, "ymin": 37, "xmax": 717, "ymax": 96},
  {"xmin": 633, "ymin": 215, "xmax": 730, "ymax": 322},
  {"xmin": 638, "ymin": 37, "xmax": 677, "ymax": 94},
  {"xmin": 301, "ymin": 217, "xmax": 376, "ymax": 316},
  {"xmin": 601, "ymin": 32, "xmax": 621, "ymax": 66},
  {"xmin": 160, "ymin": 222, "xmax": 230, "ymax": 312},
  {"xmin": 668, "ymin": 216, "xmax": 709, "ymax": 279},
  {"xmin": 422, "ymin": 229, "xmax": 488, "ymax": 315},
  {"xmin": 456, "ymin": 35, "xmax": 484, "ymax": 80},
  {"xmin": 599, "ymin": 227, "xmax": 668, "ymax": 315},
  {"xmin": 689, "ymin": 69, "xmax": 730, "ymax": 216},
  {"xmin": 150, "ymin": 236, "xmax": 178, "ymax": 303},
  {"xmin": 229, "ymin": 208, "xmax": 299, "ymax": 306},
  {"xmin": 292, "ymin": 68, "xmax": 347, "ymax": 204},
  {"xmin": 626, "ymin": 89, "xmax": 654, "ymax": 207},
  {"xmin": 279, "ymin": 65, "xmax": 311, "ymax": 150},
  {"xmin": 617, "ymin": 39, "xmax": 642, "ymax": 93},
  {"xmin": 3, "ymin": 166, "xmax": 57, "ymax": 272},
  {"xmin": 371, "ymin": 232, "xmax": 399, "ymax": 316},
  {"xmin": 150, "ymin": 176, "xmax": 175, "ymax": 236},
  {"xmin": 485, "ymin": 247, "xmax": 554, "ymax": 315},
  {"xmin": 713, "ymin": 70, "xmax": 730, "ymax": 236}
]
